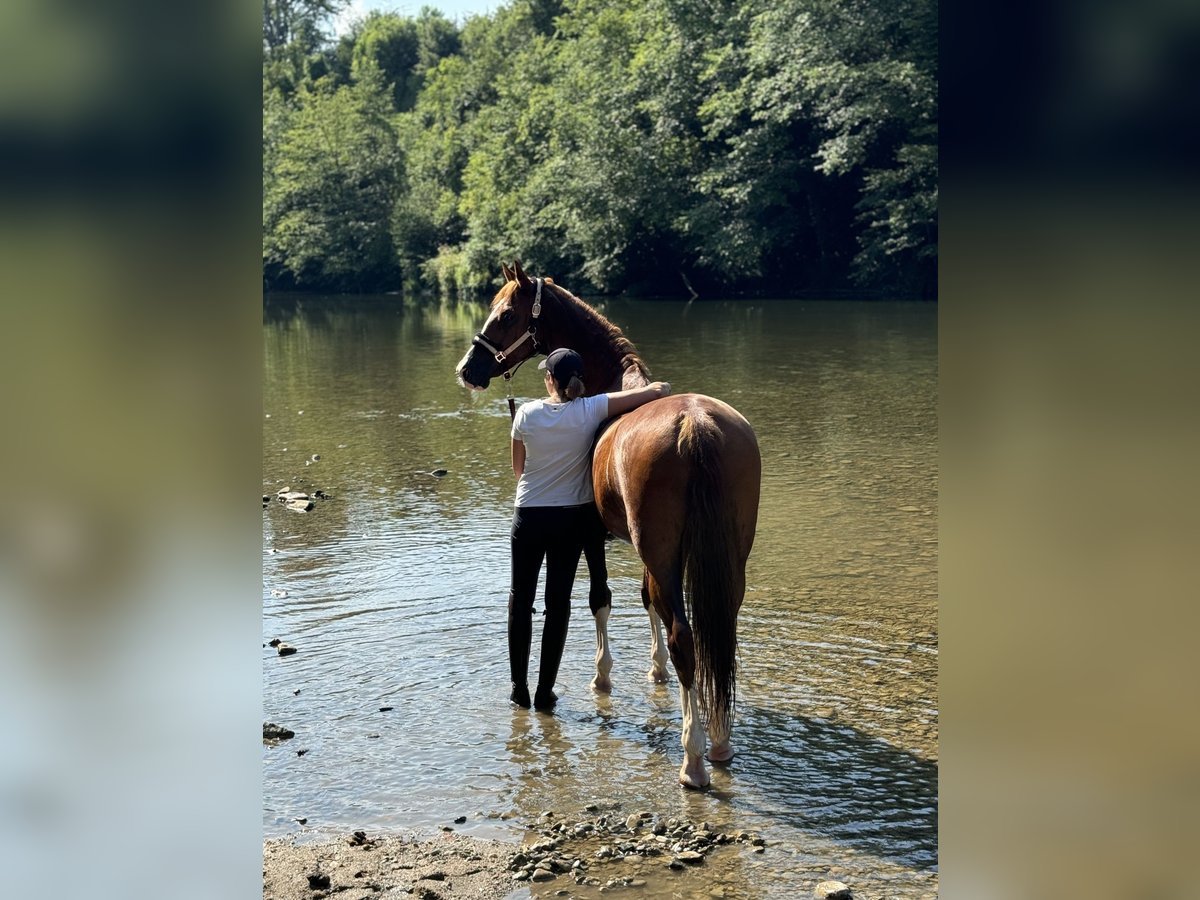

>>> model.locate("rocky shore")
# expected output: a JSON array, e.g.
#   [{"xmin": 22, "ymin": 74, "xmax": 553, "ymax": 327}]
[{"xmin": 263, "ymin": 807, "xmax": 770, "ymax": 900}]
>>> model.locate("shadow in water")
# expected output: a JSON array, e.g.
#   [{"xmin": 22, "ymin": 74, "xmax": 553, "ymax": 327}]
[{"xmin": 729, "ymin": 703, "xmax": 938, "ymax": 870}]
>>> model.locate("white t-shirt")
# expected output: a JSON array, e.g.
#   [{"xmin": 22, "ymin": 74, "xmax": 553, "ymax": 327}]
[{"xmin": 511, "ymin": 394, "xmax": 610, "ymax": 507}]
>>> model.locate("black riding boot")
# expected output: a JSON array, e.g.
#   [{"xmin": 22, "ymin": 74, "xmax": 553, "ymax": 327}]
[
  {"xmin": 534, "ymin": 604, "xmax": 570, "ymax": 710},
  {"xmin": 508, "ymin": 591, "xmax": 532, "ymax": 708}
]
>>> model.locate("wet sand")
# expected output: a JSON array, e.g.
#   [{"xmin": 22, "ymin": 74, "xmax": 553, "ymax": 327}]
[{"xmin": 263, "ymin": 831, "xmax": 518, "ymax": 900}]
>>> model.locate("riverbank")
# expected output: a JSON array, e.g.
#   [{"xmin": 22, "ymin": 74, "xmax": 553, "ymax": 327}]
[
  {"xmin": 263, "ymin": 831, "xmax": 517, "ymax": 900},
  {"xmin": 263, "ymin": 811, "xmax": 772, "ymax": 900}
]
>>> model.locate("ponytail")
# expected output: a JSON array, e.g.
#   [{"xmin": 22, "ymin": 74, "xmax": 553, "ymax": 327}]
[{"xmin": 562, "ymin": 375, "xmax": 586, "ymax": 400}]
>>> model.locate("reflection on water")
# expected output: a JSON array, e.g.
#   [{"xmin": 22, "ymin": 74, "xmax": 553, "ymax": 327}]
[{"xmin": 263, "ymin": 295, "xmax": 937, "ymax": 898}]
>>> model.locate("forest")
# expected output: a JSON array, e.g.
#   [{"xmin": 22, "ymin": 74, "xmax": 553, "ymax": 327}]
[{"xmin": 263, "ymin": 0, "xmax": 937, "ymax": 298}]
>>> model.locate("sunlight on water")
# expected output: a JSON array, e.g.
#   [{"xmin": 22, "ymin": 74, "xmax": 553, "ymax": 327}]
[{"xmin": 263, "ymin": 296, "xmax": 937, "ymax": 898}]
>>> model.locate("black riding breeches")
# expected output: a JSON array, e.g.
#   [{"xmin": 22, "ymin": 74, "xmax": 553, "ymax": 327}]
[{"xmin": 510, "ymin": 504, "xmax": 593, "ymax": 617}]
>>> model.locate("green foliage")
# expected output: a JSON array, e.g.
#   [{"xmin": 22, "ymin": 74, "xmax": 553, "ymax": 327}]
[
  {"xmin": 352, "ymin": 13, "xmax": 422, "ymax": 111},
  {"xmin": 263, "ymin": 0, "xmax": 937, "ymax": 297},
  {"xmin": 263, "ymin": 68, "xmax": 401, "ymax": 291}
]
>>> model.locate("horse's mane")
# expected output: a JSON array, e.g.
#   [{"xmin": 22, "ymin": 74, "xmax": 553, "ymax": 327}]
[{"xmin": 544, "ymin": 280, "xmax": 652, "ymax": 387}]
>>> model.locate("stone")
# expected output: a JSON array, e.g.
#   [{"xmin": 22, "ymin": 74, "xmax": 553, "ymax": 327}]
[
  {"xmin": 307, "ymin": 872, "xmax": 330, "ymax": 889},
  {"xmin": 453, "ymin": 816, "xmax": 466, "ymax": 824},
  {"xmin": 625, "ymin": 814, "xmax": 642, "ymax": 831},
  {"xmin": 430, "ymin": 469, "xmax": 448, "ymax": 477},
  {"xmin": 814, "ymin": 881, "xmax": 852, "ymax": 900},
  {"xmin": 269, "ymin": 638, "xmax": 282, "ymax": 646},
  {"xmin": 530, "ymin": 869, "xmax": 556, "ymax": 883},
  {"xmin": 422, "ymin": 872, "xmax": 446, "ymax": 881},
  {"xmin": 263, "ymin": 723, "xmax": 294, "ymax": 741},
  {"xmin": 676, "ymin": 850, "xmax": 704, "ymax": 864},
  {"xmin": 277, "ymin": 643, "xmax": 297, "ymax": 656}
]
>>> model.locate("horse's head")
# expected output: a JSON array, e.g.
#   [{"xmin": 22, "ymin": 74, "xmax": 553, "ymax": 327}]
[{"xmin": 455, "ymin": 260, "xmax": 546, "ymax": 391}]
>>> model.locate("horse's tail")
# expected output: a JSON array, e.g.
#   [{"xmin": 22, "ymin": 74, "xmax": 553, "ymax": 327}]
[{"xmin": 677, "ymin": 408, "xmax": 739, "ymax": 726}]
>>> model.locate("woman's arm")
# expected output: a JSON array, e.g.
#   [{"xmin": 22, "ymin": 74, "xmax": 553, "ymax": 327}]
[
  {"xmin": 512, "ymin": 438, "xmax": 526, "ymax": 478},
  {"xmin": 604, "ymin": 381, "xmax": 672, "ymax": 417}
]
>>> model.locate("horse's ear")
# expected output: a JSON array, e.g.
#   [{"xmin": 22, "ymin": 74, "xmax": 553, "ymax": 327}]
[
  {"xmin": 512, "ymin": 259, "xmax": 532, "ymax": 288},
  {"xmin": 500, "ymin": 262, "xmax": 514, "ymax": 282},
  {"xmin": 544, "ymin": 277, "xmax": 554, "ymax": 285}
]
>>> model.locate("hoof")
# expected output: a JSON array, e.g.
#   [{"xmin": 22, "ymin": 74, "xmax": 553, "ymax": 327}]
[
  {"xmin": 533, "ymin": 688, "xmax": 558, "ymax": 711},
  {"xmin": 678, "ymin": 762, "xmax": 711, "ymax": 790},
  {"xmin": 510, "ymin": 684, "xmax": 531, "ymax": 709},
  {"xmin": 646, "ymin": 666, "xmax": 669, "ymax": 684},
  {"xmin": 706, "ymin": 744, "xmax": 735, "ymax": 765},
  {"xmin": 590, "ymin": 675, "xmax": 612, "ymax": 693}
]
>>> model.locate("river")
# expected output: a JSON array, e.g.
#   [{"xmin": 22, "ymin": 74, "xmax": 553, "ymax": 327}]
[{"xmin": 263, "ymin": 294, "xmax": 937, "ymax": 899}]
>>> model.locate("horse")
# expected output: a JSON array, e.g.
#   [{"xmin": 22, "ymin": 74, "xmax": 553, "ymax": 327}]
[{"xmin": 455, "ymin": 261, "xmax": 761, "ymax": 788}]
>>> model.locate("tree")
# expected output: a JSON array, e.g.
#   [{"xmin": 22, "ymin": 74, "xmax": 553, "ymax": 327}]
[
  {"xmin": 263, "ymin": 67, "xmax": 401, "ymax": 291},
  {"xmin": 263, "ymin": 0, "xmax": 346, "ymax": 58}
]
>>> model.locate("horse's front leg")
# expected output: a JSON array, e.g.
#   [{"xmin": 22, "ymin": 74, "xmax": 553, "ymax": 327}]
[
  {"xmin": 583, "ymin": 523, "xmax": 613, "ymax": 693},
  {"xmin": 642, "ymin": 569, "xmax": 670, "ymax": 683}
]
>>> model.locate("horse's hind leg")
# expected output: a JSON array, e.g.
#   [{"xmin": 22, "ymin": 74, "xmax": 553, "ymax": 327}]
[
  {"xmin": 583, "ymin": 516, "xmax": 613, "ymax": 693},
  {"xmin": 706, "ymin": 707, "xmax": 733, "ymax": 764},
  {"xmin": 642, "ymin": 569, "xmax": 669, "ymax": 683},
  {"xmin": 646, "ymin": 571, "xmax": 708, "ymax": 789}
]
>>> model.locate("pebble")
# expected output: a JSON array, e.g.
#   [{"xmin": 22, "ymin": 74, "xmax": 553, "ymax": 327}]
[
  {"xmin": 306, "ymin": 872, "xmax": 330, "ymax": 889},
  {"xmin": 814, "ymin": 881, "xmax": 852, "ymax": 900},
  {"xmin": 530, "ymin": 869, "xmax": 556, "ymax": 882},
  {"xmin": 277, "ymin": 643, "xmax": 297, "ymax": 656},
  {"xmin": 263, "ymin": 723, "xmax": 294, "ymax": 740}
]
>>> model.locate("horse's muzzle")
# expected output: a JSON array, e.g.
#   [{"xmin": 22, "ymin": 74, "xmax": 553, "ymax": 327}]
[{"xmin": 455, "ymin": 348, "xmax": 492, "ymax": 391}]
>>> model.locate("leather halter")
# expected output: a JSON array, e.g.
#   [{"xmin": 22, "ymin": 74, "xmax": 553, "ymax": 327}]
[{"xmin": 471, "ymin": 278, "xmax": 543, "ymax": 370}]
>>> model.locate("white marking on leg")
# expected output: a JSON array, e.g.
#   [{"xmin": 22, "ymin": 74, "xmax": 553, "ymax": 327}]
[
  {"xmin": 706, "ymin": 705, "xmax": 734, "ymax": 763},
  {"xmin": 678, "ymin": 684, "xmax": 710, "ymax": 789},
  {"xmin": 646, "ymin": 607, "xmax": 669, "ymax": 683},
  {"xmin": 590, "ymin": 605, "xmax": 613, "ymax": 693}
]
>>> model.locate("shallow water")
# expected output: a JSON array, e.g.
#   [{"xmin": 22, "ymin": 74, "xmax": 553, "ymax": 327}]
[{"xmin": 263, "ymin": 295, "xmax": 937, "ymax": 898}]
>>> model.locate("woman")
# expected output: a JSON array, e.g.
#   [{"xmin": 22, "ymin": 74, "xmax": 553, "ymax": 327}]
[{"xmin": 509, "ymin": 347, "xmax": 671, "ymax": 710}]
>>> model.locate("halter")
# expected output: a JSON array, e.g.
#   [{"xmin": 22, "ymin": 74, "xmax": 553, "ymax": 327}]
[{"xmin": 471, "ymin": 278, "xmax": 544, "ymax": 420}]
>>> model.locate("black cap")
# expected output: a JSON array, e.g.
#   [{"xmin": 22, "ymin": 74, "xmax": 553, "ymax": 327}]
[{"xmin": 538, "ymin": 348, "xmax": 584, "ymax": 385}]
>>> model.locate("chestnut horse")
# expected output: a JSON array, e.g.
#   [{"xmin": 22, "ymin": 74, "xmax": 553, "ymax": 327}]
[{"xmin": 455, "ymin": 262, "xmax": 760, "ymax": 788}]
